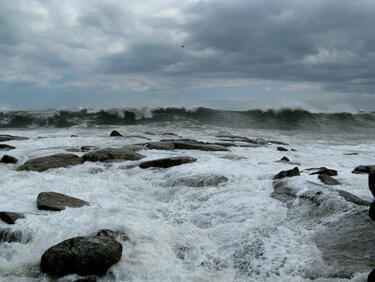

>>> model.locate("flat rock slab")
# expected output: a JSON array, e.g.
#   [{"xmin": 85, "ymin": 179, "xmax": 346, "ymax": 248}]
[
  {"xmin": 172, "ymin": 141, "xmax": 229, "ymax": 151},
  {"xmin": 17, "ymin": 153, "xmax": 84, "ymax": 172},
  {"xmin": 139, "ymin": 156, "xmax": 197, "ymax": 169},
  {"xmin": 0, "ymin": 155, "xmax": 18, "ymax": 163},
  {"xmin": 352, "ymin": 165, "xmax": 375, "ymax": 174},
  {"xmin": 170, "ymin": 175, "xmax": 229, "ymax": 187},
  {"xmin": 82, "ymin": 148, "xmax": 145, "ymax": 162},
  {"xmin": 0, "ymin": 211, "xmax": 25, "ymax": 224},
  {"xmin": 335, "ymin": 189, "xmax": 371, "ymax": 206},
  {"xmin": 318, "ymin": 174, "xmax": 341, "ymax": 185},
  {"xmin": 0, "ymin": 135, "xmax": 28, "ymax": 142},
  {"xmin": 37, "ymin": 192, "xmax": 89, "ymax": 211},
  {"xmin": 0, "ymin": 228, "xmax": 31, "ymax": 244},
  {"xmin": 41, "ymin": 236, "xmax": 122, "ymax": 277},
  {"xmin": 0, "ymin": 144, "xmax": 16, "ymax": 151}
]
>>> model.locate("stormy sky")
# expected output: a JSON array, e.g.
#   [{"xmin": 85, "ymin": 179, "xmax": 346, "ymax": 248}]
[{"xmin": 1, "ymin": 0, "xmax": 375, "ymax": 111}]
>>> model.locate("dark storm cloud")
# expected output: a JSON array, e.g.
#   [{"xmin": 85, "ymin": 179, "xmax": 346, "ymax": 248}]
[{"xmin": 1, "ymin": 0, "xmax": 375, "ymax": 109}]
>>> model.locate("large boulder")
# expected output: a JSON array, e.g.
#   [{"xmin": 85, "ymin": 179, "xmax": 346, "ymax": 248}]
[
  {"xmin": 169, "ymin": 175, "xmax": 228, "ymax": 187},
  {"xmin": 0, "ymin": 144, "xmax": 16, "ymax": 151},
  {"xmin": 352, "ymin": 165, "xmax": 375, "ymax": 174},
  {"xmin": 273, "ymin": 167, "xmax": 300, "ymax": 180},
  {"xmin": 40, "ymin": 236, "xmax": 122, "ymax": 277},
  {"xmin": 82, "ymin": 148, "xmax": 145, "ymax": 162},
  {"xmin": 0, "ymin": 211, "xmax": 25, "ymax": 224},
  {"xmin": 0, "ymin": 228, "xmax": 31, "ymax": 244},
  {"xmin": 37, "ymin": 192, "xmax": 89, "ymax": 211},
  {"xmin": 0, "ymin": 155, "xmax": 18, "ymax": 163},
  {"xmin": 0, "ymin": 135, "xmax": 28, "ymax": 142},
  {"xmin": 17, "ymin": 153, "xmax": 84, "ymax": 172},
  {"xmin": 139, "ymin": 156, "xmax": 197, "ymax": 169}
]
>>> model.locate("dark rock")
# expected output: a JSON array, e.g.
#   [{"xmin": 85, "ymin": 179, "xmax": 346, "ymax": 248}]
[
  {"xmin": 343, "ymin": 152, "xmax": 358, "ymax": 155},
  {"xmin": 369, "ymin": 201, "xmax": 375, "ymax": 221},
  {"xmin": 271, "ymin": 180, "xmax": 299, "ymax": 202},
  {"xmin": 37, "ymin": 192, "xmax": 89, "ymax": 211},
  {"xmin": 82, "ymin": 148, "xmax": 145, "ymax": 162},
  {"xmin": 219, "ymin": 154, "xmax": 247, "ymax": 160},
  {"xmin": 291, "ymin": 149, "xmax": 297, "ymax": 152},
  {"xmin": 352, "ymin": 165, "xmax": 375, "ymax": 174},
  {"xmin": 369, "ymin": 173, "xmax": 375, "ymax": 198},
  {"xmin": 368, "ymin": 269, "xmax": 375, "ymax": 282},
  {"xmin": 139, "ymin": 156, "xmax": 197, "ymax": 169},
  {"xmin": 273, "ymin": 167, "xmax": 300, "ymax": 180},
  {"xmin": 144, "ymin": 141, "xmax": 175, "ymax": 150},
  {"xmin": 96, "ymin": 229, "xmax": 129, "ymax": 241},
  {"xmin": 0, "ymin": 155, "xmax": 18, "ymax": 163},
  {"xmin": 70, "ymin": 135, "xmax": 78, "ymax": 137},
  {"xmin": 0, "ymin": 211, "xmax": 25, "ymax": 224},
  {"xmin": 0, "ymin": 228, "xmax": 31, "ymax": 243},
  {"xmin": 335, "ymin": 190, "xmax": 371, "ymax": 206},
  {"xmin": 310, "ymin": 167, "xmax": 338, "ymax": 176},
  {"xmin": 161, "ymin": 132, "xmax": 178, "ymax": 136},
  {"xmin": 0, "ymin": 134, "xmax": 28, "ymax": 142},
  {"xmin": 172, "ymin": 141, "xmax": 229, "ymax": 152},
  {"xmin": 170, "ymin": 175, "xmax": 229, "ymax": 187},
  {"xmin": 277, "ymin": 146, "xmax": 288, "ymax": 151},
  {"xmin": 280, "ymin": 156, "xmax": 290, "ymax": 162},
  {"xmin": 268, "ymin": 140, "xmax": 289, "ymax": 145},
  {"xmin": 17, "ymin": 153, "xmax": 84, "ymax": 172},
  {"xmin": 40, "ymin": 236, "xmax": 122, "ymax": 277},
  {"xmin": 318, "ymin": 174, "xmax": 341, "ymax": 185},
  {"xmin": 110, "ymin": 130, "xmax": 123, "ymax": 137},
  {"xmin": 66, "ymin": 146, "xmax": 99, "ymax": 152},
  {"xmin": 0, "ymin": 144, "xmax": 16, "ymax": 151}
]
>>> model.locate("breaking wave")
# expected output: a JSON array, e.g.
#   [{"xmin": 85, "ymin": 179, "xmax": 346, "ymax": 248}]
[{"xmin": 0, "ymin": 107, "xmax": 374, "ymax": 131}]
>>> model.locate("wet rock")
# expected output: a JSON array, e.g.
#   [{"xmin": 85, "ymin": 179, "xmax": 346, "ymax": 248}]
[
  {"xmin": 66, "ymin": 146, "xmax": 99, "ymax": 153},
  {"xmin": 161, "ymin": 132, "xmax": 178, "ymax": 136},
  {"xmin": 318, "ymin": 174, "xmax": 341, "ymax": 185},
  {"xmin": 277, "ymin": 146, "xmax": 288, "ymax": 151},
  {"xmin": 310, "ymin": 167, "xmax": 338, "ymax": 176},
  {"xmin": 280, "ymin": 156, "xmax": 290, "ymax": 162},
  {"xmin": 139, "ymin": 156, "xmax": 197, "ymax": 169},
  {"xmin": 0, "ymin": 211, "xmax": 25, "ymax": 224},
  {"xmin": 110, "ymin": 130, "xmax": 123, "ymax": 137},
  {"xmin": 144, "ymin": 141, "xmax": 175, "ymax": 150},
  {"xmin": 172, "ymin": 141, "xmax": 229, "ymax": 151},
  {"xmin": 170, "ymin": 175, "xmax": 229, "ymax": 187},
  {"xmin": 273, "ymin": 167, "xmax": 300, "ymax": 180},
  {"xmin": 74, "ymin": 277, "xmax": 97, "ymax": 282},
  {"xmin": 0, "ymin": 134, "xmax": 28, "ymax": 142},
  {"xmin": 369, "ymin": 173, "xmax": 375, "ymax": 197},
  {"xmin": 17, "ymin": 153, "xmax": 84, "ymax": 172},
  {"xmin": 268, "ymin": 140, "xmax": 289, "ymax": 145},
  {"xmin": 82, "ymin": 148, "xmax": 145, "ymax": 162},
  {"xmin": 40, "ymin": 236, "xmax": 122, "ymax": 277},
  {"xmin": 343, "ymin": 152, "xmax": 358, "ymax": 155},
  {"xmin": 96, "ymin": 229, "xmax": 129, "ymax": 241},
  {"xmin": 368, "ymin": 269, "xmax": 375, "ymax": 282},
  {"xmin": 335, "ymin": 190, "xmax": 371, "ymax": 206},
  {"xmin": 352, "ymin": 165, "xmax": 375, "ymax": 174},
  {"xmin": 0, "ymin": 144, "xmax": 16, "ymax": 151},
  {"xmin": 37, "ymin": 192, "xmax": 89, "ymax": 211},
  {"xmin": 271, "ymin": 180, "xmax": 299, "ymax": 202},
  {"xmin": 0, "ymin": 155, "xmax": 18, "ymax": 163},
  {"xmin": 219, "ymin": 154, "xmax": 247, "ymax": 160},
  {"xmin": 70, "ymin": 135, "xmax": 78, "ymax": 137},
  {"xmin": 369, "ymin": 201, "xmax": 375, "ymax": 221},
  {"xmin": 0, "ymin": 228, "xmax": 31, "ymax": 244}
]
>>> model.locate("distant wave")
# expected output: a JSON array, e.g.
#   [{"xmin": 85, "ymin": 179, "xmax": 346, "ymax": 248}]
[{"xmin": 0, "ymin": 107, "xmax": 375, "ymax": 131}]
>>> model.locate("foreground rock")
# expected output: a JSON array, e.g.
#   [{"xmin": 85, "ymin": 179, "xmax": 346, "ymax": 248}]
[
  {"xmin": 40, "ymin": 236, "xmax": 122, "ymax": 277},
  {"xmin": 272, "ymin": 179, "xmax": 375, "ymax": 278},
  {"xmin": 37, "ymin": 192, "xmax": 89, "ymax": 211},
  {"xmin": 17, "ymin": 153, "xmax": 83, "ymax": 172},
  {"xmin": 369, "ymin": 173, "xmax": 375, "ymax": 197},
  {"xmin": 83, "ymin": 148, "xmax": 145, "ymax": 162},
  {"xmin": 0, "ymin": 211, "xmax": 25, "ymax": 224},
  {"xmin": 0, "ymin": 228, "xmax": 31, "ymax": 243},
  {"xmin": 0, "ymin": 155, "xmax": 18, "ymax": 163},
  {"xmin": 318, "ymin": 174, "xmax": 341, "ymax": 185},
  {"xmin": 110, "ymin": 130, "xmax": 123, "ymax": 137},
  {"xmin": 369, "ymin": 202, "xmax": 375, "ymax": 221},
  {"xmin": 352, "ymin": 165, "xmax": 375, "ymax": 174},
  {"xmin": 169, "ymin": 175, "xmax": 229, "ymax": 187},
  {"xmin": 273, "ymin": 167, "xmax": 300, "ymax": 180},
  {"xmin": 139, "ymin": 156, "xmax": 197, "ymax": 169},
  {"xmin": 0, "ymin": 144, "xmax": 16, "ymax": 151},
  {"xmin": 0, "ymin": 135, "xmax": 28, "ymax": 142}
]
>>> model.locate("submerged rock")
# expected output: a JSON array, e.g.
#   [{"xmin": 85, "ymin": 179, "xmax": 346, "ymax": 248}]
[
  {"xmin": 17, "ymin": 153, "xmax": 84, "ymax": 172},
  {"xmin": 172, "ymin": 141, "xmax": 229, "ymax": 151},
  {"xmin": 37, "ymin": 192, "xmax": 89, "ymax": 211},
  {"xmin": 273, "ymin": 167, "xmax": 300, "ymax": 180},
  {"xmin": 0, "ymin": 144, "xmax": 16, "ymax": 151},
  {"xmin": 96, "ymin": 229, "xmax": 129, "ymax": 241},
  {"xmin": 277, "ymin": 146, "xmax": 288, "ymax": 151},
  {"xmin": 268, "ymin": 140, "xmax": 289, "ymax": 145},
  {"xmin": 139, "ymin": 156, "xmax": 197, "ymax": 169},
  {"xmin": 0, "ymin": 155, "xmax": 18, "ymax": 163},
  {"xmin": 82, "ymin": 148, "xmax": 145, "ymax": 162},
  {"xmin": 40, "ymin": 236, "xmax": 122, "ymax": 277},
  {"xmin": 335, "ymin": 189, "xmax": 371, "ymax": 206},
  {"xmin": 0, "ymin": 211, "xmax": 25, "ymax": 224},
  {"xmin": 143, "ymin": 141, "xmax": 175, "ymax": 150},
  {"xmin": 0, "ymin": 228, "xmax": 31, "ymax": 244},
  {"xmin": 170, "ymin": 175, "xmax": 229, "ymax": 187},
  {"xmin": 352, "ymin": 165, "xmax": 375, "ymax": 174},
  {"xmin": 66, "ymin": 146, "xmax": 99, "ymax": 153},
  {"xmin": 0, "ymin": 134, "xmax": 28, "ymax": 142},
  {"xmin": 110, "ymin": 130, "xmax": 123, "ymax": 137},
  {"xmin": 318, "ymin": 174, "xmax": 340, "ymax": 185}
]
